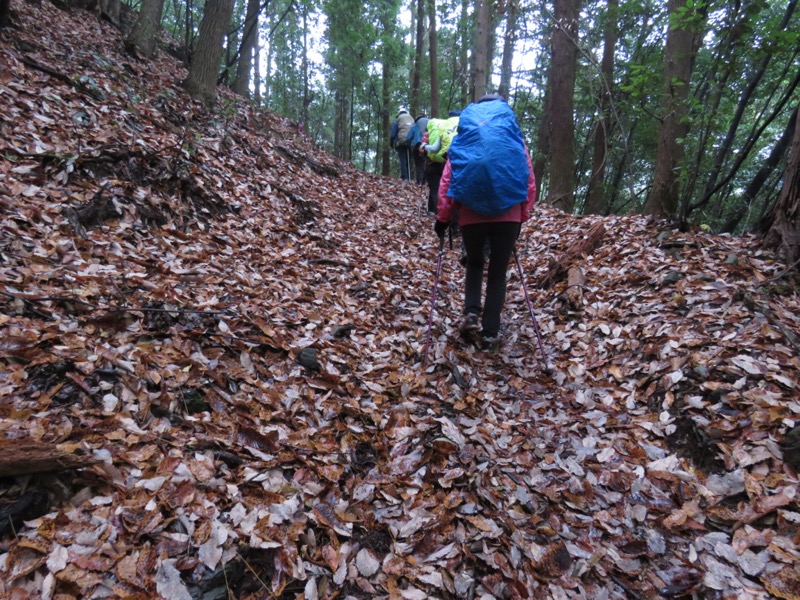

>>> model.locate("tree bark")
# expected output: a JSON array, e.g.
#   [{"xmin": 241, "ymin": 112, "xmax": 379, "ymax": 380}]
[
  {"xmin": 546, "ymin": 0, "xmax": 580, "ymax": 212},
  {"xmin": 584, "ymin": 0, "xmax": 618, "ymax": 215},
  {"xmin": 428, "ymin": 0, "xmax": 440, "ymax": 117},
  {"xmin": 498, "ymin": 0, "xmax": 519, "ymax": 101},
  {"xmin": 300, "ymin": 3, "xmax": 308, "ymax": 126},
  {"xmin": 643, "ymin": 0, "xmax": 705, "ymax": 219},
  {"xmin": 184, "ymin": 0, "xmax": 236, "ymax": 105},
  {"xmin": 471, "ymin": 0, "xmax": 491, "ymax": 102},
  {"xmin": 232, "ymin": 0, "xmax": 260, "ymax": 97},
  {"xmin": 533, "ymin": 70, "xmax": 552, "ymax": 204},
  {"xmin": 458, "ymin": 0, "xmax": 469, "ymax": 107},
  {"xmin": 381, "ymin": 81, "xmax": 390, "ymax": 176},
  {"xmin": 538, "ymin": 222, "xmax": 606, "ymax": 288},
  {"xmin": 126, "ymin": 0, "xmax": 167, "ymax": 58},
  {"xmin": 761, "ymin": 105, "xmax": 800, "ymax": 263},
  {"xmin": 411, "ymin": 0, "xmax": 425, "ymax": 118}
]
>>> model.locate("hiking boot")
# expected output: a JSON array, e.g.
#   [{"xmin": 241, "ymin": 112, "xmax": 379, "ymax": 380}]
[
  {"xmin": 480, "ymin": 333, "xmax": 502, "ymax": 351},
  {"xmin": 458, "ymin": 313, "xmax": 480, "ymax": 336}
]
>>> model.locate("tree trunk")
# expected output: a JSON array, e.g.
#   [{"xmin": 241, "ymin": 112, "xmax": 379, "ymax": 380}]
[
  {"xmin": 300, "ymin": 3, "xmax": 308, "ymax": 127},
  {"xmin": 184, "ymin": 0, "xmax": 236, "ymax": 105},
  {"xmin": 471, "ymin": 0, "xmax": 491, "ymax": 102},
  {"xmin": 428, "ymin": 0, "xmax": 439, "ymax": 117},
  {"xmin": 185, "ymin": 0, "xmax": 194, "ymax": 54},
  {"xmin": 264, "ymin": 9, "xmax": 274, "ymax": 100},
  {"xmin": 546, "ymin": 0, "xmax": 580, "ymax": 212},
  {"xmin": 584, "ymin": 0, "xmax": 618, "ymax": 215},
  {"xmin": 252, "ymin": 18, "xmax": 261, "ymax": 103},
  {"xmin": 643, "ymin": 0, "xmax": 705, "ymax": 219},
  {"xmin": 533, "ymin": 70, "xmax": 552, "ymax": 204},
  {"xmin": 125, "ymin": 0, "xmax": 167, "ymax": 58},
  {"xmin": 458, "ymin": 0, "xmax": 469, "ymax": 107},
  {"xmin": 232, "ymin": 0, "xmax": 260, "ymax": 97},
  {"xmin": 498, "ymin": 0, "xmax": 519, "ymax": 101},
  {"xmin": 762, "ymin": 105, "xmax": 800, "ymax": 264},
  {"xmin": 381, "ymin": 62, "xmax": 391, "ymax": 176},
  {"xmin": 411, "ymin": 0, "xmax": 425, "ymax": 118}
]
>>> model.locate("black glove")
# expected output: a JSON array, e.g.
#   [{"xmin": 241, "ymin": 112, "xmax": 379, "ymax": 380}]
[{"xmin": 434, "ymin": 220, "xmax": 449, "ymax": 239}]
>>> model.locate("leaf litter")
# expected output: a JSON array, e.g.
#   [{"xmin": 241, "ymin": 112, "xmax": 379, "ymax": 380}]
[{"xmin": 0, "ymin": 3, "xmax": 799, "ymax": 599}]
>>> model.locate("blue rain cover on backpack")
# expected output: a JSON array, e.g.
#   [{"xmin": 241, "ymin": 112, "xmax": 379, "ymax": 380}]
[{"xmin": 446, "ymin": 100, "xmax": 529, "ymax": 217}]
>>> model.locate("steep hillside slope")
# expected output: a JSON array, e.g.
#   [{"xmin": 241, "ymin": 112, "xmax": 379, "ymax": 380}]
[{"xmin": 1, "ymin": 4, "xmax": 799, "ymax": 599}]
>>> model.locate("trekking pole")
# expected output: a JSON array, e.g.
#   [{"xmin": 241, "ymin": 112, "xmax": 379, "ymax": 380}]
[
  {"xmin": 512, "ymin": 247, "xmax": 547, "ymax": 362},
  {"xmin": 422, "ymin": 236, "xmax": 446, "ymax": 367}
]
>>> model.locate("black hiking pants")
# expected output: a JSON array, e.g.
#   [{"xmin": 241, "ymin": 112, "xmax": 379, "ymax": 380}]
[
  {"xmin": 462, "ymin": 221, "xmax": 521, "ymax": 338},
  {"xmin": 425, "ymin": 160, "xmax": 445, "ymax": 213}
]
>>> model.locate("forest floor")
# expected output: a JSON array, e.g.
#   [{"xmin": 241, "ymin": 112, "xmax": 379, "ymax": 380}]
[{"xmin": 1, "ymin": 3, "xmax": 800, "ymax": 599}]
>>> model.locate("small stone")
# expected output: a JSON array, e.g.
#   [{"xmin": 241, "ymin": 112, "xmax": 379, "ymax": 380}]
[
  {"xmin": 331, "ymin": 323, "xmax": 354, "ymax": 338},
  {"xmin": 661, "ymin": 271, "xmax": 685, "ymax": 286},
  {"xmin": 298, "ymin": 348, "xmax": 320, "ymax": 372}
]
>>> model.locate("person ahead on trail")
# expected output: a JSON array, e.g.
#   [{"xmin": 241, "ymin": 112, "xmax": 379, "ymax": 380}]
[
  {"xmin": 411, "ymin": 114, "xmax": 429, "ymax": 185},
  {"xmin": 390, "ymin": 109, "xmax": 415, "ymax": 181},
  {"xmin": 419, "ymin": 111, "xmax": 460, "ymax": 213},
  {"xmin": 433, "ymin": 94, "xmax": 536, "ymax": 349}
]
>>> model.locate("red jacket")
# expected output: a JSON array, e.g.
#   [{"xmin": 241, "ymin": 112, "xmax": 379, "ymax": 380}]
[{"xmin": 437, "ymin": 150, "xmax": 536, "ymax": 226}]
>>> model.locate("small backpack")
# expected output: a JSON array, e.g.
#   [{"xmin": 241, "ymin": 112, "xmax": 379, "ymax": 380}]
[
  {"xmin": 426, "ymin": 117, "xmax": 460, "ymax": 163},
  {"xmin": 446, "ymin": 100, "xmax": 529, "ymax": 216}
]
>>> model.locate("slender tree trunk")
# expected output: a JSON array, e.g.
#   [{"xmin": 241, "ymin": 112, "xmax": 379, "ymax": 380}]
[
  {"xmin": 184, "ymin": 0, "xmax": 236, "ymax": 105},
  {"xmin": 643, "ymin": 0, "xmax": 705, "ymax": 219},
  {"xmin": 484, "ymin": 4, "xmax": 499, "ymax": 94},
  {"xmin": 546, "ymin": 0, "xmax": 580, "ymax": 212},
  {"xmin": 428, "ymin": 0, "xmax": 440, "ymax": 116},
  {"xmin": 498, "ymin": 0, "xmax": 519, "ymax": 101},
  {"xmin": 458, "ymin": 0, "xmax": 469, "ymax": 107},
  {"xmin": 584, "ymin": 0, "xmax": 618, "ymax": 215},
  {"xmin": 411, "ymin": 0, "xmax": 425, "ymax": 117},
  {"xmin": 382, "ymin": 65, "xmax": 391, "ymax": 176},
  {"xmin": 253, "ymin": 34, "xmax": 261, "ymax": 103},
  {"xmin": 301, "ymin": 3, "xmax": 309, "ymax": 128},
  {"xmin": 185, "ymin": 0, "xmax": 193, "ymax": 53},
  {"xmin": 126, "ymin": 0, "xmax": 167, "ymax": 58},
  {"xmin": 761, "ymin": 105, "xmax": 800, "ymax": 264},
  {"xmin": 533, "ymin": 68, "xmax": 552, "ymax": 204},
  {"xmin": 232, "ymin": 0, "xmax": 260, "ymax": 96},
  {"xmin": 471, "ymin": 0, "xmax": 491, "ymax": 102}
]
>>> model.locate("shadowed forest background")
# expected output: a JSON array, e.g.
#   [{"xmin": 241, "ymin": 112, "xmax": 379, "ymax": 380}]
[{"xmin": 3, "ymin": 0, "xmax": 797, "ymax": 248}]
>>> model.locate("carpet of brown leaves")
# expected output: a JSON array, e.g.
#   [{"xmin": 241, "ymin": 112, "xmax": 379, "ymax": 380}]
[{"xmin": 1, "ymin": 3, "xmax": 799, "ymax": 599}]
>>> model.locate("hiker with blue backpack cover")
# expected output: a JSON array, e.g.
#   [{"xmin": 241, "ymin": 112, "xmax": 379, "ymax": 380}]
[{"xmin": 433, "ymin": 94, "xmax": 536, "ymax": 349}]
